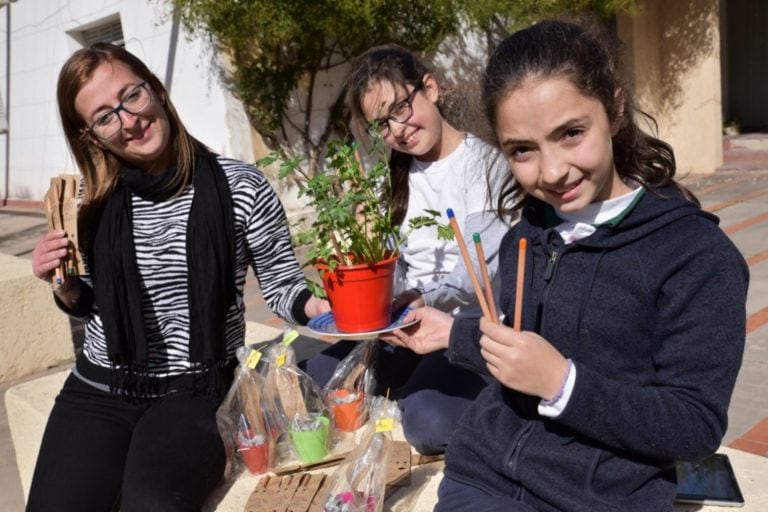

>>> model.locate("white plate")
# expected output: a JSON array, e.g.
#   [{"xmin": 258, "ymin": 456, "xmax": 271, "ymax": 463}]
[{"xmin": 307, "ymin": 306, "xmax": 419, "ymax": 340}]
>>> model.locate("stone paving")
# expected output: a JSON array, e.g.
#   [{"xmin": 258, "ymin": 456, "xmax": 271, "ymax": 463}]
[{"xmin": 1, "ymin": 164, "xmax": 768, "ymax": 511}]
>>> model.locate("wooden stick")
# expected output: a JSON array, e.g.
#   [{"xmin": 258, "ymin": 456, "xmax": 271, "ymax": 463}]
[
  {"xmin": 238, "ymin": 371, "xmax": 266, "ymax": 435},
  {"xmin": 514, "ymin": 238, "xmax": 528, "ymax": 331},
  {"xmin": 472, "ymin": 233, "xmax": 498, "ymax": 324},
  {"xmin": 341, "ymin": 361, "xmax": 367, "ymax": 390},
  {"xmin": 61, "ymin": 177, "xmax": 76, "ymax": 276},
  {"xmin": 55, "ymin": 178, "xmax": 67, "ymax": 282},
  {"xmin": 329, "ymin": 232, "xmax": 349, "ymax": 266},
  {"xmin": 44, "ymin": 197, "xmax": 62, "ymax": 286},
  {"xmin": 446, "ymin": 209, "xmax": 492, "ymax": 321}
]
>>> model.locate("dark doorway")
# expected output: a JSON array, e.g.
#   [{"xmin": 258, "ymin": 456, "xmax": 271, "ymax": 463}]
[{"xmin": 722, "ymin": 0, "xmax": 768, "ymax": 132}]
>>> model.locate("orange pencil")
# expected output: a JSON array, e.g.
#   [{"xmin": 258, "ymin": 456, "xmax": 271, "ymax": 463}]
[
  {"xmin": 513, "ymin": 238, "xmax": 527, "ymax": 331},
  {"xmin": 446, "ymin": 209, "xmax": 492, "ymax": 321},
  {"xmin": 472, "ymin": 232, "xmax": 498, "ymax": 324}
]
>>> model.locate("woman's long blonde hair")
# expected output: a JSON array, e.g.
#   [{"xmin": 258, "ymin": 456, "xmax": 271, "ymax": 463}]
[{"xmin": 57, "ymin": 43, "xmax": 198, "ymax": 237}]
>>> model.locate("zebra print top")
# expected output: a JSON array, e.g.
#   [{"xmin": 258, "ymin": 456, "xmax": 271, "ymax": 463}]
[{"xmin": 74, "ymin": 156, "xmax": 307, "ymax": 381}]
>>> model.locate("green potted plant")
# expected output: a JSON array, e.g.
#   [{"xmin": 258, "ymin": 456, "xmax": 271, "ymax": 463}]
[{"xmin": 258, "ymin": 138, "xmax": 449, "ymax": 333}]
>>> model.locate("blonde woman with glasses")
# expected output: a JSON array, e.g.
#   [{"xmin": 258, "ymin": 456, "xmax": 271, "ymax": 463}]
[{"xmin": 29, "ymin": 43, "xmax": 329, "ymax": 511}]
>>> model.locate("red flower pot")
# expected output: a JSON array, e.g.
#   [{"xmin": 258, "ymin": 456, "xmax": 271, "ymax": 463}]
[
  {"xmin": 239, "ymin": 442, "xmax": 269, "ymax": 474},
  {"xmin": 316, "ymin": 254, "xmax": 397, "ymax": 333}
]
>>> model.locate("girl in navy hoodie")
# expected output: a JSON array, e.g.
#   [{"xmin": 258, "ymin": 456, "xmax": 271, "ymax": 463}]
[{"xmin": 383, "ymin": 20, "xmax": 748, "ymax": 511}]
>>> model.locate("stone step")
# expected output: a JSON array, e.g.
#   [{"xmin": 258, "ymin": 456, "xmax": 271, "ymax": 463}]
[
  {"xmin": 0, "ymin": 253, "xmax": 75, "ymax": 383},
  {"xmin": 721, "ymin": 134, "xmax": 768, "ymax": 170}
]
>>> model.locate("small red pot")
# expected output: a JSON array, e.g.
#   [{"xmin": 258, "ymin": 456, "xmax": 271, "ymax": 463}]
[
  {"xmin": 238, "ymin": 442, "xmax": 269, "ymax": 474},
  {"xmin": 316, "ymin": 254, "xmax": 397, "ymax": 333}
]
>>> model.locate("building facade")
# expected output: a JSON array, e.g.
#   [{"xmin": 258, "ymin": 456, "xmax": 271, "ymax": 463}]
[
  {"xmin": 0, "ymin": 0, "xmax": 254, "ymax": 205},
  {"xmin": 0, "ymin": 0, "xmax": 763, "ymax": 205}
]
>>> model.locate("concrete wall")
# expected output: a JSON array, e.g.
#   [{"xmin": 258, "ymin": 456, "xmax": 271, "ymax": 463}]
[
  {"xmin": 618, "ymin": 0, "xmax": 723, "ymax": 174},
  {"xmin": 0, "ymin": 253, "xmax": 74, "ymax": 382},
  {"xmin": 0, "ymin": 0, "xmax": 254, "ymax": 202}
]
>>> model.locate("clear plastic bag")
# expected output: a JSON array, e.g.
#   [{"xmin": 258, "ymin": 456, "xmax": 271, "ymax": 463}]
[
  {"xmin": 319, "ymin": 396, "xmax": 401, "ymax": 512},
  {"xmin": 261, "ymin": 331, "xmax": 334, "ymax": 467},
  {"xmin": 323, "ymin": 340, "xmax": 377, "ymax": 432},
  {"xmin": 216, "ymin": 345, "xmax": 274, "ymax": 478}
]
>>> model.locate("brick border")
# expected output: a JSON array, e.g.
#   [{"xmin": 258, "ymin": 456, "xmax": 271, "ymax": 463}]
[{"xmin": 729, "ymin": 417, "xmax": 768, "ymax": 457}]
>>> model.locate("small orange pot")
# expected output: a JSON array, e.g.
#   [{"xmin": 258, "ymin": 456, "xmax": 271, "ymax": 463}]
[
  {"xmin": 328, "ymin": 389, "xmax": 366, "ymax": 432},
  {"xmin": 316, "ymin": 254, "xmax": 397, "ymax": 333}
]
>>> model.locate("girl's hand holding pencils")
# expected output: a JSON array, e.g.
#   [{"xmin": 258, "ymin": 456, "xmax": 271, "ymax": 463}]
[{"xmin": 479, "ymin": 318, "xmax": 569, "ymax": 401}]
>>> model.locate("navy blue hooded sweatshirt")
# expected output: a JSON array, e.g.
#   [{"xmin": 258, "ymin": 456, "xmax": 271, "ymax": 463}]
[{"xmin": 445, "ymin": 186, "xmax": 748, "ymax": 511}]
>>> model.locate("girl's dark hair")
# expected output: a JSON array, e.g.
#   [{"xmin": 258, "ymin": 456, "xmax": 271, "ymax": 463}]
[
  {"xmin": 345, "ymin": 45, "xmax": 430, "ymax": 227},
  {"xmin": 482, "ymin": 20, "xmax": 698, "ymax": 213}
]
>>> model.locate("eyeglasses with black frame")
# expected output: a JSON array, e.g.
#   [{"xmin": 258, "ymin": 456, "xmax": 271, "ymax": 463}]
[
  {"xmin": 85, "ymin": 81, "xmax": 153, "ymax": 140},
  {"xmin": 367, "ymin": 80, "xmax": 424, "ymax": 138}
]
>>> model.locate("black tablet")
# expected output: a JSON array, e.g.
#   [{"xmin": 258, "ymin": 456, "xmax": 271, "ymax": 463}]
[{"xmin": 675, "ymin": 453, "xmax": 745, "ymax": 507}]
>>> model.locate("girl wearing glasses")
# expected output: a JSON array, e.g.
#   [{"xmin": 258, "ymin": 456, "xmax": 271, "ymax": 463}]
[
  {"xmin": 29, "ymin": 43, "xmax": 329, "ymax": 511},
  {"xmin": 301, "ymin": 45, "xmax": 510, "ymax": 455}
]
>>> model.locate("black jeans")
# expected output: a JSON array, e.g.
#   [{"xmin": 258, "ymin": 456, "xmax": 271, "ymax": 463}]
[{"xmin": 26, "ymin": 373, "xmax": 226, "ymax": 512}]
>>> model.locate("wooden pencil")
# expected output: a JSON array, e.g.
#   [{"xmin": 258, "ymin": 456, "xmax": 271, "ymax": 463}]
[
  {"xmin": 446, "ymin": 209, "xmax": 492, "ymax": 321},
  {"xmin": 472, "ymin": 232, "xmax": 499, "ymax": 324},
  {"xmin": 514, "ymin": 238, "xmax": 528, "ymax": 331}
]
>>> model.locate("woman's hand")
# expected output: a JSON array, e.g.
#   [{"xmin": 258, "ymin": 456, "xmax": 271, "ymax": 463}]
[
  {"xmin": 380, "ymin": 306, "xmax": 452, "ymax": 354},
  {"xmin": 304, "ymin": 295, "xmax": 331, "ymax": 319},
  {"xmin": 479, "ymin": 319, "xmax": 569, "ymax": 400},
  {"xmin": 32, "ymin": 230, "xmax": 70, "ymax": 283}
]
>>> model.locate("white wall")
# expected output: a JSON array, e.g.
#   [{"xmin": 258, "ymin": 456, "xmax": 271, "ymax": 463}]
[{"xmin": 0, "ymin": 0, "xmax": 253, "ymax": 202}]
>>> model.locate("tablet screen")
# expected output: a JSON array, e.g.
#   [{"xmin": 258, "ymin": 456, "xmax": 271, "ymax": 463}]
[{"xmin": 675, "ymin": 454, "xmax": 745, "ymax": 507}]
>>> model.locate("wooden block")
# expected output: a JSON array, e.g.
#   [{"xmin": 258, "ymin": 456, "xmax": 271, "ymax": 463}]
[
  {"xmin": 248, "ymin": 440, "xmax": 415, "ymax": 511},
  {"xmin": 43, "ymin": 174, "xmax": 85, "ymax": 277},
  {"xmin": 244, "ymin": 475, "xmax": 273, "ymax": 512},
  {"xmin": 307, "ymin": 475, "xmax": 330, "ymax": 512},
  {"xmin": 412, "ymin": 452, "xmax": 445, "ymax": 466},
  {"xmin": 287, "ymin": 473, "xmax": 326, "ymax": 512},
  {"xmin": 386, "ymin": 440, "xmax": 412, "ymax": 488},
  {"xmin": 60, "ymin": 174, "xmax": 84, "ymax": 275},
  {"xmin": 246, "ymin": 474, "xmax": 302, "ymax": 512}
]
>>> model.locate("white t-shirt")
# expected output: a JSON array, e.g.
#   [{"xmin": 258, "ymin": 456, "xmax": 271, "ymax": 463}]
[{"xmin": 398, "ymin": 134, "xmax": 511, "ymax": 316}]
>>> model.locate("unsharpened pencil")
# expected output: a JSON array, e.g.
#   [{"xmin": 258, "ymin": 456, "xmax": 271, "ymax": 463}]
[
  {"xmin": 472, "ymin": 232, "xmax": 498, "ymax": 324},
  {"xmin": 446, "ymin": 209, "xmax": 492, "ymax": 321}
]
